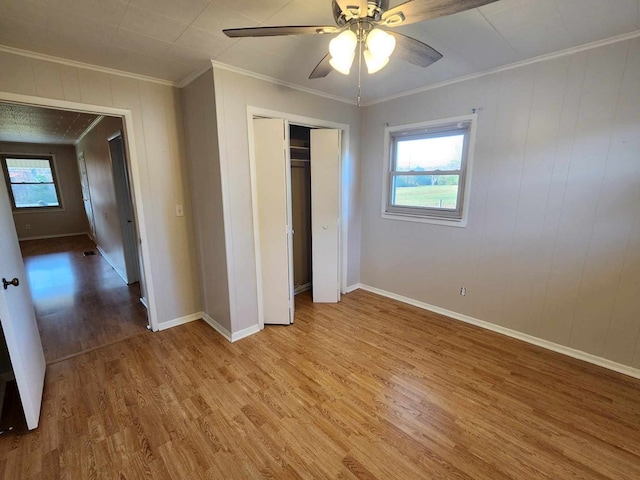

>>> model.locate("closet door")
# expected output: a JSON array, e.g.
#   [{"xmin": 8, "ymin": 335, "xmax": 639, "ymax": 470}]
[
  {"xmin": 311, "ymin": 129, "xmax": 341, "ymax": 303},
  {"xmin": 253, "ymin": 118, "xmax": 294, "ymax": 324}
]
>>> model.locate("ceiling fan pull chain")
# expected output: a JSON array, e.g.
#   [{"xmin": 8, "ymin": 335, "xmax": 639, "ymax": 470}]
[{"xmin": 357, "ymin": 24, "xmax": 363, "ymax": 107}]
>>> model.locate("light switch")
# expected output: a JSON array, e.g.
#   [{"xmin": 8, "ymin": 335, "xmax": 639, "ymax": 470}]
[{"xmin": 175, "ymin": 204, "xmax": 184, "ymax": 217}]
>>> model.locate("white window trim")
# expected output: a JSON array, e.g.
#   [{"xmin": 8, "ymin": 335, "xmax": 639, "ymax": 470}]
[
  {"xmin": 1, "ymin": 153, "xmax": 65, "ymax": 214},
  {"xmin": 381, "ymin": 114, "xmax": 477, "ymax": 227}
]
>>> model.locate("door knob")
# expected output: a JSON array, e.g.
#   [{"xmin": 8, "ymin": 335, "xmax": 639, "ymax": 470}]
[{"xmin": 2, "ymin": 278, "xmax": 19, "ymax": 290}]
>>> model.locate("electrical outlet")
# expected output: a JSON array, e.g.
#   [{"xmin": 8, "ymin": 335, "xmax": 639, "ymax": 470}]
[
  {"xmin": 25, "ymin": 224, "xmax": 31, "ymax": 230},
  {"xmin": 460, "ymin": 287, "xmax": 466, "ymax": 296},
  {"xmin": 175, "ymin": 204, "xmax": 184, "ymax": 217}
]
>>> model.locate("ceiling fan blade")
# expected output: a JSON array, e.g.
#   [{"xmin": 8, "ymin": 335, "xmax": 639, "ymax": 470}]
[
  {"xmin": 389, "ymin": 32, "xmax": 442, "ymax": 67},
  {"xmin": 309, "ymin": 53, "xmax": 333, "ymax": 79},
  {"xmin": 382, "ymin": 0, "xmax": 498, "ymax": 27},
  {"xmin": 223, "ymin": 25, "xmax": 338, "ymax": 38}
]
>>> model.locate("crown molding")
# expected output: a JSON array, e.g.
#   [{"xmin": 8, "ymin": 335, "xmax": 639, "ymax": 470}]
[
  {"xmin": 176, "ymin": 64, "xmax": 215, "ymax": 89},
  {"xmin": 208, "ymin": 60, "xmax": 357, "ymax": 106},
  {"xmin": 75, "ymin": 115, "xmax": 104, "ymax": 146},
  {"xmin": 362, "ymin": 29, "xmax": 640, "ymax": 107},
  {"xmin": 0, "ymin": 45, "xmax": 177, "ymax": 87}
]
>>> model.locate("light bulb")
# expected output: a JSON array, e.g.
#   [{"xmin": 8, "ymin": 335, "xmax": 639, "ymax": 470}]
[
  {"xmin": 366, "ymin": 28, "xmax": 396, "ymax": 59},
  {"xmin": 364, "ymin": 49, "xmax": 389, "ymax": 74},
  {"xmin": 329, "ymin": 30, "xmax": 357, "ymax": 75},
  {"xmin": 330, "ymin": 51, "xmax": 355, "ymax": 75}
]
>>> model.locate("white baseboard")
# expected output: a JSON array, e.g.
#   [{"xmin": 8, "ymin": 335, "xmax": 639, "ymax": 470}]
[
  {"xmin": 201, "ymin": 313, "xmax": 261, "ymax": 343},
  {"xmin": 345, "ymin": 283, "xmax": 361, "ymax": 294},
  {"xmin": 157, "ymin": 312, "xmax": 202, "ymax": 331},
  {"xmin": 356, "ymin": 284, "xmax": 640, "ymax": 380},
  {"xmin": 19, "ymin": 231, "xmax": 89, "ymax": 241},
  {"xmin": 96, "ymin": 245, "xmax": 128, "ymax": 284}
]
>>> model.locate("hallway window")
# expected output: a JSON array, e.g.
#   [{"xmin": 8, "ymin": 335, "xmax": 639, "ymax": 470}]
[{"xmin": 1, "ymin": 155, "xmax": 61, "ymax": 209}]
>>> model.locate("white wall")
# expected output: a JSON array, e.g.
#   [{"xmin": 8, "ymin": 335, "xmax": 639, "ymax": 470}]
[
  {"xmin": 0, "ymin": 50, "xmax": 201, "ymax": 328},
  {"xmin": 76, "ymin": 116, "xmax": 128, "ymax": 279},
  {"xmin": 0, "ymin": 142, "xmax": 87, "ymax": 239},
  {"xmin": 360, "ymin": 37, "xmax": 640, "ymax": 369},
  {"xmin": 212, "ymin": 67, "xmax": 362, "ymax": 334},
  {"xmin": 181, "ymin": 70, "xmax": 231, "ymax": 331}
]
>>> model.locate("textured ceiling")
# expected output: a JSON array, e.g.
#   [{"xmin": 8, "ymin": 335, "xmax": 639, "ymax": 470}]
[
  {"xmin": 0, "ymin": 103, "xmax": 99, "ymax": 145},
  {"xmin": 0, "ymin": 0, "xmax": 639, "ymax": 103}
]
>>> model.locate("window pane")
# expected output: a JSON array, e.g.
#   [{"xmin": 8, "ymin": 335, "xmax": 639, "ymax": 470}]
[
  {"xmin": 11, "ymin": 184, "xmax": 60, "ymax": 208},
  {"xmin": 396, "ymin": 134, "xmax": 464, "ymax": 172},
  {"xmin": 392, "ymin": 175, "xmax": 459, "ymax": 209},
  {"xmin": 6, "ymin": 158, "xmax": 54, "ymax": 183}
]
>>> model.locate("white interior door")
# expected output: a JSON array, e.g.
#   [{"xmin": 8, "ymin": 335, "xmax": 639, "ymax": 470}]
[
  {"xmin": 108, "ymin": 134, "xmax": 140, "ymax": 284},
  {"xmin": 77, "ymin": 152, "xmax": 96, "ymax": 240},
  {"xmin": 311, "ymin": 129, "xmax": 341, "ymax": 303},
  {"xmin": 0, "ymin": 178, "xmax": 46, "ymax": 430},
  {"xmin": 254, "ymin": 118, "xmax": 294, "ymax": 325}
]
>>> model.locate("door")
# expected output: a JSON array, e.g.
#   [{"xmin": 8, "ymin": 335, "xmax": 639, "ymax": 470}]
[
  {"xmin": 253, "ymin": 118, "xmax": 294, "ymax": 325},
  {"xmin": 77, "ymin": 152, "xmax": 96, "ymax": 240},
  {"xmin": 108, "ymin": 134, "xmax": 140, "ymax": 284},
  {"xmin": 311, "ymin": 129, "xmax": 341, "ymax": 303},
  {"xmin": 0, "ymin": 178, "xmax": 46, "ymax": 430}
]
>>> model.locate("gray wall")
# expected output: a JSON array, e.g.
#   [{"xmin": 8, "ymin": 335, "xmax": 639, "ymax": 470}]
[
  {"xmin": 211, "ymin": 67, "xmax": 362, "ymax": 334},
  {"xmin": 1, "ymin": 142, "xmax": 87, "ymax": 239},
  {"xmin": 181, "ymin": 70, "xmax": 231, "ymax": 332},
  {"xmin": 76, "ymin": 116, "xmax": 128, "ymax": 280},
  {"xmin": 360, "ymin": 37, "xmax": 640, "ymax": 368}
]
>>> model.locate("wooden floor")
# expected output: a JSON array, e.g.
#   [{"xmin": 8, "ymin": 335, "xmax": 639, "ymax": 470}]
[
  {"xmin": 20, "ymin": 235, "xmax": 148, "ymax": 363},
  {"xmin": 1, "ymin": 289, "xmax": 639, "ymax": 479}
]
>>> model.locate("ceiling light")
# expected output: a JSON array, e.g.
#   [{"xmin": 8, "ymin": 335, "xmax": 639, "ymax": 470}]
[{"xmin": 329, "ymin": 30, "xmax": 357, "ymax": 75}]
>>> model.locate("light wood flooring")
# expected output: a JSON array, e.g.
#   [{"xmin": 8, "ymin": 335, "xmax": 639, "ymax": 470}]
[
  {"xmin": 1, "ymin": 289, "xmax": 639, "ymax": 479},
  {"xmin": 20, "ymin": 235, "xmax": 148, "ymax": 363}
]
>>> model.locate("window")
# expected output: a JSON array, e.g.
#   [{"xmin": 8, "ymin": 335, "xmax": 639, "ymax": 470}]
[
  {"xmin": 383, "ymin": 115, "xmax": 475, "ymax": 226},
  {"xmin": 1, "ymin": 155, "xmax": 62, "ymax": 210}
]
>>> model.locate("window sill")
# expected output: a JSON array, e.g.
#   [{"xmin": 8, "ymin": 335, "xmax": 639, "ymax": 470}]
[
  {"xmin": 12, "ymin": 206, "xmax": 65, "ymax": 215},
  {"xmin": 381, "ymin": 211, "xmax": 467, "ymax": 228}
]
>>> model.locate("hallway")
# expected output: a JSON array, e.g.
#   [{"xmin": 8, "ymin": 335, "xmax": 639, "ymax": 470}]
[{"xmin": 20, "ymin": 235, "xmax": 148, "ymax": 364}]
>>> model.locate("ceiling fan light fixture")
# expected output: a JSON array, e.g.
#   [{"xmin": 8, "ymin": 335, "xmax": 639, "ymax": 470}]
[{"xmin": 363, "ymin": 49, "xmax": 389, "ymax": 74}]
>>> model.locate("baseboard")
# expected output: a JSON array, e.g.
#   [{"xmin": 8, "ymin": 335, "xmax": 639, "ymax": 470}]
[
  {"xmin": 201, "ymin": 313, "xmax": 232, "ymax": 342},
  {"xmin": 201, "ymin": 314, "xmax": 261, "ymax": 343},
  {"xmin": 139, "ymin": 297, "xmax": 148, "ymax": 309},
  {"xmin": 157, "ymin": 312, "xmax": 202, "ymax": 331},
  {"xmin": 294, "ymin": 282, "xmax": 311, "ymax": 295},
  {"xmin": 18, "ymin": 231, "xmax": 89, "ymax": 241},
  {"xmin": 345, "ymin": 283, "xmax": 361, "ymax": 294},
  {"xmin": 96, "ymin": 245, "xmax": 128, "ymax": 284},
  {"xmin": 357, "ymin": 284, "xmax": 640, "ymax": 380}
]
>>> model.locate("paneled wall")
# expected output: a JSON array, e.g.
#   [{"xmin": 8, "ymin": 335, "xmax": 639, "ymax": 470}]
[
  {"xmin": 360, "ymin": 38, "xmax": 640, "ymax": 369},
  {"xmin": 211, "ymin": 68, "xmax": 362, "ymax": 334},
  {"xmin": 0, "ymin": 51, "xmax": 201, "ymax": 328},
  {"xmin": 181, "ymin": 70, "xmax": 231, "ymax": 332},
  {"xmin": 76, "ymin": 116, "xmax": 127, "ymax": 280},
  {"xmin": 0, "ymin": 141, "xmax": 87, "ymax": 239}
]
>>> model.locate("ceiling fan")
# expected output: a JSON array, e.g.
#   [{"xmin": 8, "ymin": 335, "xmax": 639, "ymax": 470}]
[{"xmin": 223, "ymin": 0, "xmax": 498, "ymax": 81}]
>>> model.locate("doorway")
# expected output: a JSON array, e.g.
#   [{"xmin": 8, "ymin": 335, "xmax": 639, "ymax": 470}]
[{"xmin": 249, "ymin": 108, "xmax": 348, "ymax": 328}]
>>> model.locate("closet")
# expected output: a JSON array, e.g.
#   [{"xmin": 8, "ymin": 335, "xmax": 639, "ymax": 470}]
[{"xmin": 289, "ymin": 125, "xmax": 312, "ymax": 295}]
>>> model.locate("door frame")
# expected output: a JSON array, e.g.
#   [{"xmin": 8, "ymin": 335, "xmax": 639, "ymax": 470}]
[
  {"xmin": 0, "ymin": 91, "xmax": 159, "ymax": 332},
  {"xmin": 246, "ymin": 106, "xmax": 350, "ymax": 330}
]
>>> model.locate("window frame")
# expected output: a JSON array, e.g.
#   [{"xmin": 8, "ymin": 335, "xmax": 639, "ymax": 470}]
[
  {"xmin": 381, "ymin": 114, "xmax": 476, "ymax": 227},
  {"xmin": 1, "ymin": 154, "xmax": 64, "ymax": 212}
]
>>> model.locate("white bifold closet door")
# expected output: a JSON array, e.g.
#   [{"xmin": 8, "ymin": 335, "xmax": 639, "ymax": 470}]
[
  {"xmin": 310, "ymin": 129, "xmax": 341, "ymax": 303},
  {"xmin": 253, "ymin": 119, "xmax": 341, "ymax": 325},
  {"xmin": 253, "ymin": 118, "xmax": 294, "ymax": 325},
  {"xmin": 0, "ymin": 177, "xmax": 46, "ymax": 430}
]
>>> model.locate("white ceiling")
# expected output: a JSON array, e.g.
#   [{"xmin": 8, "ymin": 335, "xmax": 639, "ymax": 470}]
[
  {"xmin": 0, "ymin": 0, "xmax": 638, "ymax": 103},
  {"xmin": 0, "ymin": 103, "xmax": 99, "ymax": 145}
]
